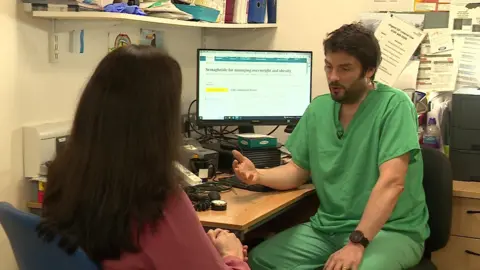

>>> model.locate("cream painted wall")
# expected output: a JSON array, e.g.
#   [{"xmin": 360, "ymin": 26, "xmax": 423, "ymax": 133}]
[
  {"xmin": 213, "ymin": 0, "xmax": 373, "ymax": 142},
  {"xmin": 1, "ymin": 0, "xmax": 375, "ymax": 268},
  {"xmin": 0, "ymin": 2, "xmax": 202, "ymax": 269}
]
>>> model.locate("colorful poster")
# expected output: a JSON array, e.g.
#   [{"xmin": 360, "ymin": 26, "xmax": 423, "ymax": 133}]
[
  {"xmin": 108, "ymin": 32, "xmax": 133, "ymax": 52},
  {"xmin": 139, "ymin": 29, "xmax": 165, "ymax": 49},
  {"xmin": 414, "ymin": 0, "xmax": 451, "ymax": 11}
]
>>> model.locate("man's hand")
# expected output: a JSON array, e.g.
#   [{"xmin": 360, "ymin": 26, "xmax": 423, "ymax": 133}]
[
  {"xmin": 232, "ymin": 150, "xmax": 259, "ymax": 185},
  {"xmin": 324, "ymin": 243, "xmax": 364, "ymax": 270}
]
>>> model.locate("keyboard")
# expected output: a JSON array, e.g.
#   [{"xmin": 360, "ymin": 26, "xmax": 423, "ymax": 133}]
[{"xmin": 218, "ymin": 176, "xmax": 274, "ymax": 192}]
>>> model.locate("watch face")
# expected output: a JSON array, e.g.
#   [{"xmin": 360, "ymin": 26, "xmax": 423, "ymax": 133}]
[{"xmin": 349, "ymin": 231, "xmax": 364, "ymax": 243}]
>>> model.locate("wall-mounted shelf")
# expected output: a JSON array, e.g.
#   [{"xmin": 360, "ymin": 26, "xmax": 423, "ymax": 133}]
[
  {"xmin": 32, "ymin": 11, "xmax": 278, "ymax": 29},
  {"xmin": 29, "ymin": 11, "xmax": 277, "ymax": 63}
]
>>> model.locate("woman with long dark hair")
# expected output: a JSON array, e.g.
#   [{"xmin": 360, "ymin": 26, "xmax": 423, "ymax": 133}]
[{"xmin": 37, "ymin": 45, "xmax": 249, "ymax": 270}]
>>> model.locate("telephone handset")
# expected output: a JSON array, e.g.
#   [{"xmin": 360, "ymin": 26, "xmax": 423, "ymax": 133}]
[{"xmin": 175, "ymin": 161, "xmax": 202, "ymax": 186}]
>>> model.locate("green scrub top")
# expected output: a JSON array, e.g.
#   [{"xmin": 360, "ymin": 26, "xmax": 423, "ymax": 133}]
[{"xmin": 285, "ymin": 82, "xmax": 430, "ymax": 243}]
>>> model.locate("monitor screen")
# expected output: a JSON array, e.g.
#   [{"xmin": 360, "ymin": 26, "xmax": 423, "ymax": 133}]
[{"xmin": 196, "ymin": 49, "xmax": 312, "ymax": 126}]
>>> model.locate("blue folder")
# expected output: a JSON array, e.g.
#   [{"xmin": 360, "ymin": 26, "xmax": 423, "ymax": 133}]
[
  {"xmin": 267, "ymin": 0, "xmax": 276, "ymax": 23},
  {"xmin": 248, "ymin": 0, "xmax": 267, "ymax": 23}
]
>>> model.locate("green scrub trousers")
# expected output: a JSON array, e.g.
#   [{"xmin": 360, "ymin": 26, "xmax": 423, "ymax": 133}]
[{"xmin": 249, "ymin": 222, "xmax": 424, "ymax": 270}]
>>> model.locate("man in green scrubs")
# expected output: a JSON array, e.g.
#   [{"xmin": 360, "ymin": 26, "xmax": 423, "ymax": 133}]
[{"xmin": 232, "ymin": 23, "xmax": 430, "ymax": 270}]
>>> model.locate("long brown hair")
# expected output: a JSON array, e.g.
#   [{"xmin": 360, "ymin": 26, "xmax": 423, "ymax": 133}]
[{"xmin": 37, "ymin": 45, "xmax": 182, "ymax": 263}]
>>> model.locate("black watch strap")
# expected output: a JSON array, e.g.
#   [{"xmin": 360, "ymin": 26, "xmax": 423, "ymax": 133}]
[
  {"xmin": 359, "ymin": 236, "xmax": 369, "ymax": 248},
  {"xmin": 349, "ymin": 230, "xmax": 369, "ymax": 248}
]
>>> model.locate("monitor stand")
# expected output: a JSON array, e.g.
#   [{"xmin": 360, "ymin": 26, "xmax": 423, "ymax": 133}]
[
  {"xmin": 238, "ymin": 125, "xmax": 255, "ymax": 134},
  {"xmin": 284, "ymin": 124, "xmax": 296, "ymax": 134},
  {"xmin": 219, "ymin": 125, "xmax": 254, "ymax": 150}
]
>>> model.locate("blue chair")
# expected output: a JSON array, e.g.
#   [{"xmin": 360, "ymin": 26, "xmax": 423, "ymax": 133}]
[{"xmin": 0, "ymin": 202, "xmax": 98, "ymax": 270}]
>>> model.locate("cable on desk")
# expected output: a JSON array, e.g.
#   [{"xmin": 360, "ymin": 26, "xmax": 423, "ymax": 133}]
[
  {"xmin": 185, "ymin": 182, "xmax": 232, "ymax": 194},
  {"xmin": 186, "ymin": 99, "xmax": 238, "ymax": 142},
  {"xmin": 267, "ymin": 125, "xmax": 280, "ymax": 135},
  {"xmin": 186, "ymin": 99, "xmax": 280, "ymax": 140},
  {"xmin": 184, "ymin": 181, "xmax": 232, "ymax": 212}
]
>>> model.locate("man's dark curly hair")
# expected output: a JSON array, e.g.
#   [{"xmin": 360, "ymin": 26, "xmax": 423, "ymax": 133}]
[{"xmin": 323, "ymin": 22, "xmax": 382, "ymax": 80}]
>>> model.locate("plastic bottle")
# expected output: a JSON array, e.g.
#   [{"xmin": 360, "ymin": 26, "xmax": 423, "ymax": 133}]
[
  {"xmin": 418, "ymin": 126, "xmax": 424, "ymax": 145},
  {"xmin": 423, "ymin": 118, "xmax": 441, "ymax": 149}
]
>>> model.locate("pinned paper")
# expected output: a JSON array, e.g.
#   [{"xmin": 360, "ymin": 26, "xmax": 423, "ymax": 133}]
[
  {"xmin": 416, "ymin": 31, "xmax": 458, "ymax": 92},
  {"xmin": 140, "ymin": 29, "xmax": 165, "ymax": 49},
  {"xmin": 374, "ymin": 14, "xmax": 426, "ymax": 87},
  {"xmin": 108, "ymin": 32, "xmax": 133, "ymax": 52},
  {"xmin": 393, "ymin": 60, "xmax": 420, "ymax": 90},
  {"xmin": 427, "ymin": 29, "xmax": 453, "ymax": 54}
]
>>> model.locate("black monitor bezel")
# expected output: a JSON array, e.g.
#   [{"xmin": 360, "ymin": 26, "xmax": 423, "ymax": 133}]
[{"xmin": 196, "ymin": 48, "xmax": 313, "ymax": 126}]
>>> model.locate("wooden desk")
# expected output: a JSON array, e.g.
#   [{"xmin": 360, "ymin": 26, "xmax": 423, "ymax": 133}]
[
  {"xmin": 198, "ymin": 184, "xmax": 315, "ymax": 237},
  {"xmin": 452, "ymin": 180, "xmax": 480, "ymax": 199},
  {"xmin": 27, "ymin": 184, "xmax": 316, "ymax": 237},
  {"xmin": 432, "ymin": 181, "xmax": 480, "ymax": 270}
]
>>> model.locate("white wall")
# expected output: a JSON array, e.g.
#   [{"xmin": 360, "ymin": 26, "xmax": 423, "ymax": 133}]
[
  {"xmin": 0, "ymin": 0, "xmax": 373, "ymax": 268},
  {"xmin": 213, "ymin": 0, "xmax": 372, "ymax": 142},
  {"xmin": 0, "ymin": 3, "xmax": 202, "ymax": 269}
]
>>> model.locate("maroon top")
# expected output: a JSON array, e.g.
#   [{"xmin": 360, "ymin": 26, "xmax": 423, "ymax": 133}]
[{"xmin": 102, "ymin": 190, "xmax": 250, "ymax": 270}]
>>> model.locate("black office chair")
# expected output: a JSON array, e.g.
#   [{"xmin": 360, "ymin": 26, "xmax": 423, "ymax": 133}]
[{"xmin": 408, "ymin": 147, "xmax": 453, "ymax": 270}]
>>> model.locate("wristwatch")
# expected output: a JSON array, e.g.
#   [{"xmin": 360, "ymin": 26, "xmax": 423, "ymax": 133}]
[{"xmin": 349, "ymin": 230, "xmax": 369, "ymax": 248}]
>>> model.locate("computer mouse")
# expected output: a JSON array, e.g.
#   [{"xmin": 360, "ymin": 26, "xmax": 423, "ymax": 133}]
[{"xmin": 208, "ymin": 191, "xmax": 221, "ymax": 201}]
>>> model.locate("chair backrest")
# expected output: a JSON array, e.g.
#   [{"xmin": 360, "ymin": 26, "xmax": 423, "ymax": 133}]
[
  {"xmin": 0, "ymin": 202, "xmax": 98, "ymax": 270},
  {"xmin": 421, "ymin": 147, "xmax": 453, "ymax": 253}
]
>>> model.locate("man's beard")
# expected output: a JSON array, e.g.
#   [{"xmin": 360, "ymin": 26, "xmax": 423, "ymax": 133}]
[{"xmin": 329, "ymin": 79, "xmax": 368, "ymax": 104}]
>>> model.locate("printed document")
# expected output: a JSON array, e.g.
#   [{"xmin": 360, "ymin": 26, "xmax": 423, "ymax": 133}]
[
  {"xmin": 449, "ymin": 0, "xmax": 480, "ymax": 35},
  {"xmin": 427, "ymin": 29, "xmax": 454, "ymax": 54},
  {"xmin": 359, "ymin": 12, "xmax": 425, "ymax": 33},
  {"xmin": 416, "ymin": 32, "xmax": 458, "ymax": 92},
  {"xmin": 374, "ymin": 14, "xmax": 426, "ymax": 87},
  {"xmin": 454, "ymin": 36, "xmax": 480, "ymax": 88}
]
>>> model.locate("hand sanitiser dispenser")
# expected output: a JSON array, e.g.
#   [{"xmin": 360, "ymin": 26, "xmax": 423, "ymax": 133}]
[{"xmin": 23, "ymin": 121, "xmax": 71, "ymax": 178}]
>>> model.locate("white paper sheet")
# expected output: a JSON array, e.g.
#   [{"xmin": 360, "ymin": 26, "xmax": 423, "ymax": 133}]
[
  {"xmin": 449, "ymin": 0, "xmax": 480, "ymax": 35},
  {"xmin": 359, "ymin": 12, "xmax": 426, "ymax": 33},
  {"xmin": 367, "ymin": 0, "xmax": 415, "ymax": 12},
  {"xmin": 454, "ymin": 36, "xmax": 480, "ymax": 88},
  {"xmin": 427, "ymin": 29, "xmax": 454, "ymax": 54},
  {"xmin": 374, "ymin": 14, "xmax": 426, "ymax": 87},
  {"xmin": 416, "ymin": 33, "xmax": 458, "ymax": 92},
  {"xmin": 393, "ymin": 60, "xmax": 421, "ymax": 90}
]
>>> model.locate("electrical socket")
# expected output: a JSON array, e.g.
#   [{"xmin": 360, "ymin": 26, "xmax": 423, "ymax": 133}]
[{"xmin": 181, "ymin": 113, "xmax": 197, "ymax": 133}]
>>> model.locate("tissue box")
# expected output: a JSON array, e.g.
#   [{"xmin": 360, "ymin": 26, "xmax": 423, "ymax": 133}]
[{"xmin": 237, "ymin": 134, "xmax": 277, "ymax": 149}]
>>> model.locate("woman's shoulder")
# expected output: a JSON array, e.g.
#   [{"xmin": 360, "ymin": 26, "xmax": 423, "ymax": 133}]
[
  {"xmin": 143, "ymin": 187, "xmax": 198, "ymax": 238},
  {"xmin": 103, "ymin": 187, "xmax": 199, "ymax": 269}
]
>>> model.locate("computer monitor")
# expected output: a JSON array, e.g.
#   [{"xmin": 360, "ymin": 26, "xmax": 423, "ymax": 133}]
[{"xmin": 196, "ymin": 49, "xmax": 312, "ymax": 129}]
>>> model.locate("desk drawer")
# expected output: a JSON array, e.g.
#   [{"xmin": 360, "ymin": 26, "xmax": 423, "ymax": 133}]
[
  {"xmin": 452, "ymin": 197, "xmax": 480, "ymax": 238},
  {"xmin": 432, "ymin": 235, "xmax": 480, "ymax": 270}
]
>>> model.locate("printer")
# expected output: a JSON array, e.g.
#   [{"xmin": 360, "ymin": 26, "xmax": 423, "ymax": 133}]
[
  {"xmin": 23, "ymin": 121, "xmax": 71, "ymax": 178},
  {"xmin": 450, "ymin": 88, "xmax": 480, "ymax": 182}
]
